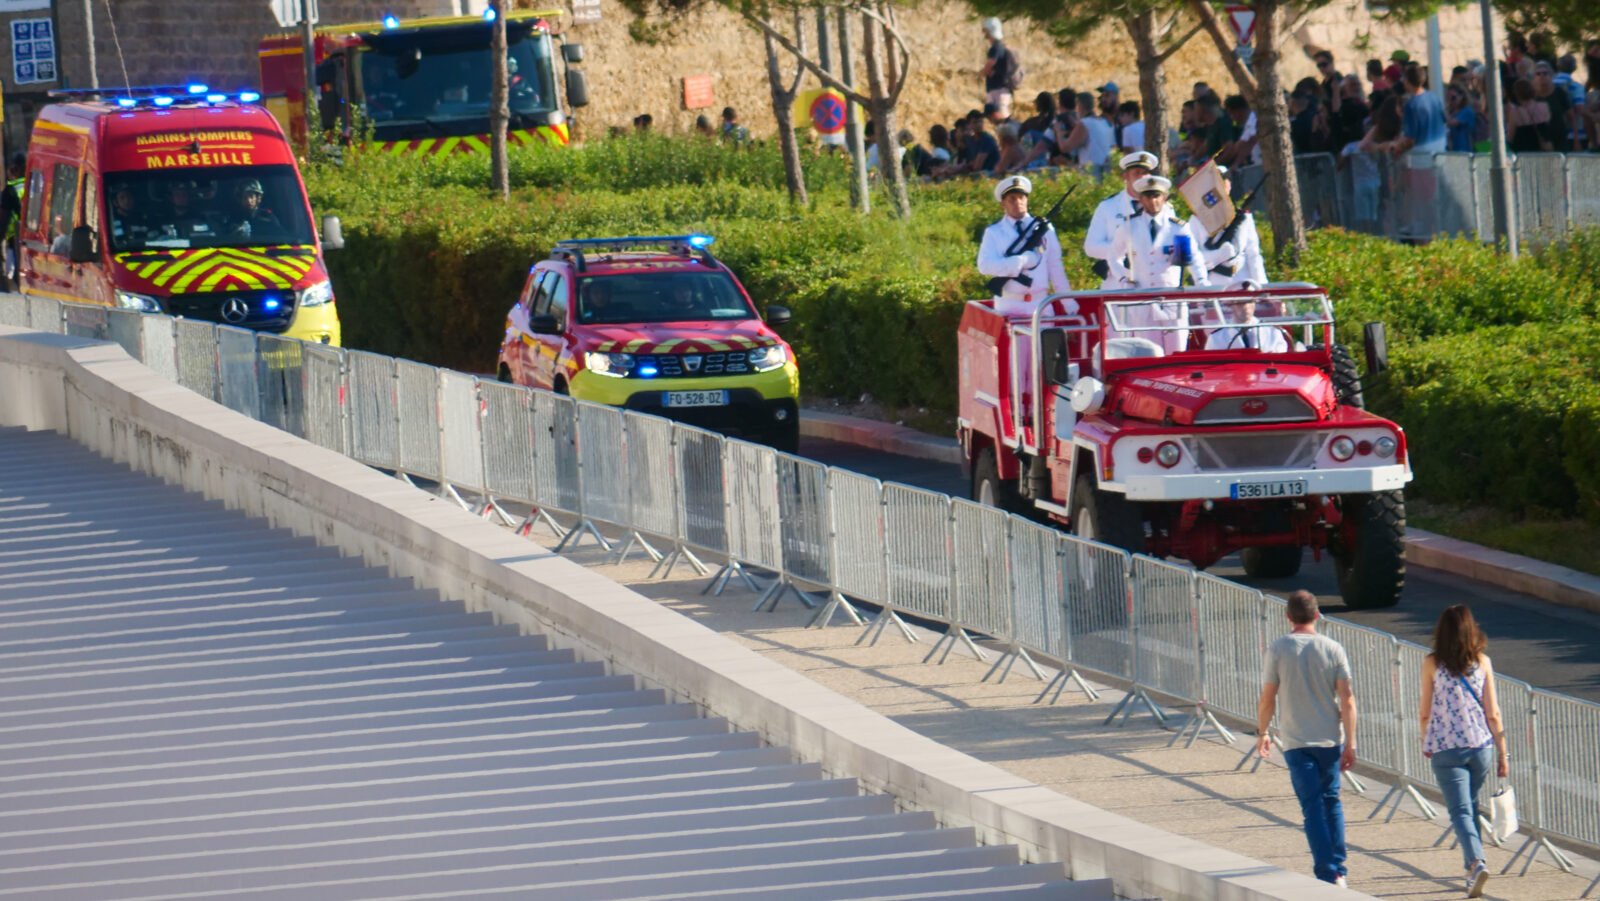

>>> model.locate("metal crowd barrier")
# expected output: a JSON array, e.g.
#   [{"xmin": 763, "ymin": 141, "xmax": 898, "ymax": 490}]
[{"xmin": 5, "ymin": 292, "xmax": 1598, "ymax": 874}]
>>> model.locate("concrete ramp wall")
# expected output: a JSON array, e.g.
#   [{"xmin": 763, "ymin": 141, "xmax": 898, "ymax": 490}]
[{"xmin": 0, "ymin": 327, "xmax": 1357, "ymax": 901}]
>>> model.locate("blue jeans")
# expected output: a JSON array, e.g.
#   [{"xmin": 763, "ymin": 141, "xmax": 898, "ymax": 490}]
[
  {"xmin": 1431, "ymin": 745, "xmax": 1494, "ymax": 869},
  {"xmin": 1284, "ymin": 746, "xmax": 1348, "ymax": 883}
]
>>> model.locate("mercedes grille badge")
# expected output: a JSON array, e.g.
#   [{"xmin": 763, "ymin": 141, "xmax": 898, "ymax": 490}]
[{"xmin": 221, "ymin": 297, "xmax": 250, "ymax": 324}]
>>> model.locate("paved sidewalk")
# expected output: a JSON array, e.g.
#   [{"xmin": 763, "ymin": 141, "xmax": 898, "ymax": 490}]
[{"xmin": 525, "ymin": 524, "xmax": 1598, "ymax": 901}]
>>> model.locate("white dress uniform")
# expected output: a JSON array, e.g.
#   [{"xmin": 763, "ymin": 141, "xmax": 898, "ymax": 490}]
[
  {"xmin": 1082, "ymin": 190, "xmax": 1142, "ymax": 289},
  {"xmin": 977, "ymin": 213, "xmax": 1072, "ymax": 315},
  {"xmin": 1200, "ymin": 211, "xmax": 1268, "ymax": 289},
  {"xmin": 1205, "ymin": 318, "xmax": 1290, "ymax": 352},
  {"xmin": 1102, "ymin": 205, "xmax": 1209, "ymax": 353}
]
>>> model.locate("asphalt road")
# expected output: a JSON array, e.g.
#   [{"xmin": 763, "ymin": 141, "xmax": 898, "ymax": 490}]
[{"xmin": 797, "ymin": 435, "xmax": 1600, "ymax": 704}]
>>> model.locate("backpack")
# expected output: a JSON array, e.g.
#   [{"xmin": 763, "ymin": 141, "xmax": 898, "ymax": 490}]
[{"xmin": 1004, "ymin": 50, "xmax": 1025, "ymax": 92}]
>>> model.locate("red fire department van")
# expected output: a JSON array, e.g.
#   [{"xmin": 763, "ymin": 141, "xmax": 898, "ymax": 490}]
[{"xmin": 19, "ymin": 87, "xmax": 343, "ymax": 344}]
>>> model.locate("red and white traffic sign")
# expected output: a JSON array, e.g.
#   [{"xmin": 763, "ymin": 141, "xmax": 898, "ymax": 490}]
[{"xmin": 1224, "ymin": 5, "xmax": 1255, "ymax": 45}]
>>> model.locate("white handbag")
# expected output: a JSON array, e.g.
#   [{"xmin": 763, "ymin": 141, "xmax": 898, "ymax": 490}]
[{"xmin": 1491, "ymin": 786, "xmax": 1519, "ymax": 841}]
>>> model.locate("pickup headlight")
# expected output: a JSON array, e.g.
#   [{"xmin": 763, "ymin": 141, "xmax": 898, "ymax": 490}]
[
  {"xmin": 115, "ymin": 290, "xmax": 162, "ymax": 313},
  {"xmin": 748, "ymin": 344, "xmax": 787, "ymax": 372},
  {"xmin": 585, "ymin": 351, "xmax": 635, "ymax": 378},
  {"xmin": 296, "ymin": 280, "xmax": 335, "ymax": 307}
]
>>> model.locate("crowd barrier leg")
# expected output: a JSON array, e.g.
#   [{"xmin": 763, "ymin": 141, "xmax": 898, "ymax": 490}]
[
  {"xmin": 1434, "ymin": 814, "xmax": 1502, "ymax": 851},
  {"xmin": 1034, "ymin": 665, "xmax": 1100, "ymax": 704},
  {"xmin": 922, "ymin": 624, "xmax": 988, "ymax": 664},
  {"xmin": 650, "ymin": 542, "xmax": 709, "ymax": 579},
  {"xmin": 753, "ymin": 576, "xmax": 818, "ymax": 613},
  {"xmin": 1166, "ymin": 702, "xmax": 1235, "ymax": 749},
  {"xmin": 855, "ymin": 606, "xmax": 917, "ymax": 646},
  {"xmin": 982, "ymin": 643, "xmax": 1046, "ymax": 684},
  {"xmin": 478, "ymin": 497, "xmax": 519, "ymax": 528},
  {"xmin": 1584, "ymin": 868, "xmax": 1598, "ymax": 897},
  {"xmin": 1102, "ymin": 684, "xmax": 1168, "ymax": 728},
  {"xmin": 1369, "ymin": 777, "xmax": 1438, "ymax": 822},
  {"xmin": 808, "ymin": 589, "xmax": 866, "ymax": 628},
  {"xmin": 703, "ymin": 559, "xmax": 765, "ymax": 595},
  {"xmin": 1502, "ymin": 828, "xmax": 1575, "ymax": 876},
  {"xmin": 608, "ymin": 528, "xmax": 663, "ymax": 566},
  {"xmin": 516, "ymin": 506, "xmax": 565, "ymax": 539}
]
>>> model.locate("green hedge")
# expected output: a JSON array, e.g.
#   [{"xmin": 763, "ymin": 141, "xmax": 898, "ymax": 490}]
[{"xmin": 303, "ymin": 138, "xmax": 1600, "ymax": 518}]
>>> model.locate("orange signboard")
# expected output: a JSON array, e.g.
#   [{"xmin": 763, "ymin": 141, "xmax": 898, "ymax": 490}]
[{"xmin": 682, "ymin": 74, "xmax": 714, "ymax": 110}]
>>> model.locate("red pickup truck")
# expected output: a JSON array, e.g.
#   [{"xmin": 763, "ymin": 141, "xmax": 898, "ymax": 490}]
[{"xmin": 956, "ymin": 283, "xmax": 1411, "ymax": 609}]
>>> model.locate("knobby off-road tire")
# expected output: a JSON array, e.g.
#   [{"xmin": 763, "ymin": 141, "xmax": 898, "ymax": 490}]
[
  {"xmin": 973, "ymin": 446, "xmax": 1024, "ymax": 514},
  {"xmin": 1334, "ymin": 490, "xmax": 1406, "ymax": 609},
  {"xmin": 1330, "ymin": 343, "xmax": 1364, "ymax": 409},
  {"xmin": 1241, "ymin": 544, "xmax": 1304, "ymax": 578},
  {"xmin": 1071, "ymin": 473, "xmax": 1145, "ymax": 555}
]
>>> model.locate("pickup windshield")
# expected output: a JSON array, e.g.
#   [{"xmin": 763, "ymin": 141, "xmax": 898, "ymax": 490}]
[{"xmin": 103, "ymin": 166, "xmax": 313, "ymax": 252}]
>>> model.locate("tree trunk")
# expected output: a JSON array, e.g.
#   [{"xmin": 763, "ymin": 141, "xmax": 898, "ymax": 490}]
[
  {"xmin": 1251, "ymin": 1, "xmax": 1305, "ymax": 260},
  {"xmin": 489, "ymin": 0, "xmax": 510, "ymax": 200},
  {"xmin": 1126, "ymin": 12, "xmax": 1170, "ymax": 172},
  {"xmin": 764, "ymin": 20, "xmax": 808, "ymax": 205},
  {"xmin": 862, "ymin": 4, "xmax": 910, "ymax": 218}
]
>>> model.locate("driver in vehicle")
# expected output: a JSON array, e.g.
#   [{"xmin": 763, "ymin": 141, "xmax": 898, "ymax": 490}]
[
  {"xmin": 1205, "ymin": 296, "xmax": 1289, "ymax": 352},
  {"xmin": 665, "ymin": 280, "xmax": 704, "ymax": 318},
  {"xmin": 580, "ymin": 278, "xmax": 614, "ymax": 322},
  {"xmin": 160, "ymin": 179, "xmax": 213, "ymax": 239},
  {"xmin": 109, "ymin": 184, "xmax": 152, "ymax": 246}
]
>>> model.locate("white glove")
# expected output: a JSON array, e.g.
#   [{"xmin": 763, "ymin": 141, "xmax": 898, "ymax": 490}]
[
  {"xmin": 1018, "ymin": 250, "xmax": 1042, "ymax": 271},
  {"xmin": 1215, "ymin": 242, "xmax": 1237, "ymax": 260}
]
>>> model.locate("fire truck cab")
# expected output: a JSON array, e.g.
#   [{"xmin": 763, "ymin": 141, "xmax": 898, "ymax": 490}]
[
  {"xmin": 956, "ymin": 284, "xmax": 1411, "ymax": 609},
  {"xmin": 19, "ymin": 87, "xmax": 342, "ymax": 344},
  {"xmin": 259, "ymin": 9, "xmax": 588, "ymax": 153}
]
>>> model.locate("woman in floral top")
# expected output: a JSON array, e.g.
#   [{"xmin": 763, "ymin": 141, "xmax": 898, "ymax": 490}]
[{"xmin": 1420, "ymin": 605, "xmax": 1509, "ymax": 898}]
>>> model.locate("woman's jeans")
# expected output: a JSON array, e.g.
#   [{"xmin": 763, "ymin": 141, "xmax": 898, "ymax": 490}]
[{"xmin": 1430, "ymin": 745, "xmax": 1494, "ymax": 868}]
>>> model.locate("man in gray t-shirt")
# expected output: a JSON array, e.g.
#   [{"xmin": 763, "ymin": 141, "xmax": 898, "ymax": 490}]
[{"xmin": 1257, "ymin": 590, "xmax": 1358, "ymax": 887}]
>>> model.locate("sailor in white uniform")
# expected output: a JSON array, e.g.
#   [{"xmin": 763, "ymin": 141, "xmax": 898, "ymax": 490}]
[
  {"xmin": 1103, "ymin": 175, "xmax": 1209, "ymax": 353},
  {"xmin": 1200, "ymin": 166, "xmax": 1268, "ymax": 289},
  {"xmin": 976, "ymin": 174, "xmax": 1073, "ymax": 316},
  {"xmin": 1083, "ymin": 150, "xmax": 1158, "ymax": 290},
  {"xmin": 1205, "ymin": 296, "xmax": 1290, "ymax": 352}
]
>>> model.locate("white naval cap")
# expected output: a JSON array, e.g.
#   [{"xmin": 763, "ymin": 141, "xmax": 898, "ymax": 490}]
[
  {"xmin": 1132, "ymin": 175, "xmax": 1172, "ymax": 195},
  {"xmin": 993, "ymin": 174, "xmax": 1033, "ymax": 203},
  {"xmin": 1119, "ymin": 150, "xmax": 1159, "ymax": 172}
]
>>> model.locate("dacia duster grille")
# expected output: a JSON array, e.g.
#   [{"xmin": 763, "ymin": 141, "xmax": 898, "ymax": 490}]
[{"xmin": 638, "ymin": 351, "xmax": 750, "ymax": 377}]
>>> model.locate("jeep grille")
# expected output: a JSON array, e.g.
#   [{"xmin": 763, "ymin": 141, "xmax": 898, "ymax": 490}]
[
  {"xmin": 1194, "ymin": 394, "xmax": 1316, "ymax": 425},
  {"xmin": 1181, "ymin": 432, "xmax": 1322, "ymax": 470}
]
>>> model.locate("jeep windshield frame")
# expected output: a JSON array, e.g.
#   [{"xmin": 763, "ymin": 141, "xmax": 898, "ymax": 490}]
[{"xmin": 1104, "ymin": 292, "xmax": 1334, "ymax": 348}]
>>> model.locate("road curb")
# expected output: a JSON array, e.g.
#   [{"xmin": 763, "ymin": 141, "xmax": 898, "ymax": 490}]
[{"xmin": 801, "ymin": 406, "xmax": 1600, "ymax": 615}]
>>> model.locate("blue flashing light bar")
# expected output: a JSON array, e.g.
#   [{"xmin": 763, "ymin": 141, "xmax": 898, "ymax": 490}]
[
  {"xmin": 687, "ymin": 234, "xmax": 715, "ymax": 248},
  {"xmin": 187, "ymin": 83, "xmax": 208, "ymax": 94},
  {"xmin": 382, "ymin": 15, "xmax": 400, "ymax": 28},
  {"xmin": 115, "ymin": 97, "xmax": 137, "ymax": 108},
  {"xmin": 238, "ymin": 91, "xmax": 261, "ymax": 103},
  {"xmin": 264, "ymin": 298, "xmax": 281, "ymax": 311},
  {"xmin": 483, "ymin": 7, "xmax": 496, "ymax": 21},
  {"xmin": 205, "ymin": 93, "xmax": 227, "ymax": 104},
  {"xmin": 152, "ymin": 96, "xmax": 174, "ymax": 107}
]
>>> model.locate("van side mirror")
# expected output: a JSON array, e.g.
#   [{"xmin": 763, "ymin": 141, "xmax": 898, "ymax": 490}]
[
  {"xmin": 529, "ymin": 313, "xmax": 561, "ymax": 335},
  {"xmin": 764, "ymin": 304, "xmax": 791, "ymax": 327},
  {"xmin": 1040, "ymin": 327, "xmax": 1071, "ymax": 385},
  {"xmin": 321, "ymin": 215, "xmax": 344, "ymax": 251},
  {"xmin": 69, "ymin": 225, "xmax": 97, "ymax": 263},
  {"xmin": 565, "ymin": 70, "xmax": 589, "ymax": 108},
  {"xmin": 562, "ymin": 43, "xmax": 585, "ymax": 63}
]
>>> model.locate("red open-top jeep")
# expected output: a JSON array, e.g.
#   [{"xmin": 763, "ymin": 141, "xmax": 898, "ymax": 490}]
[{"xmin": 956, "ymin": 283, "xmax": 1411, "ymax": 609}]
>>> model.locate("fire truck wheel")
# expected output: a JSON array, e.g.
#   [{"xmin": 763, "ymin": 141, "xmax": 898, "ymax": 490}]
[
  {"xmin": 1071, "ymin": 474, "xmax": 1145, "ymax": 555},
  {"xmin": 1329, "ymin": 344, "xmax": 1365, "ymax": 409},
  {"xmin": 973, "ymin": 447, "xmax": 1023, "ymax": 513},
  {"xmin": 1241, "ymin": 545, "xmax": 1303, "ymax": 578},
  {"xmin": 1333, "ymin": 490, "xmax": 1406, "ymax": 609}
]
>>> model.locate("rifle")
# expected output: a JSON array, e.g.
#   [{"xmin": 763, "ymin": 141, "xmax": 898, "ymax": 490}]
[
  {"xmin": 985, "ymin": 185, "xmax": 1076, "ymax": 296},
  {"xmin": 1204, "ymin": 174, "xmax": 1264, "ymax": 252}
]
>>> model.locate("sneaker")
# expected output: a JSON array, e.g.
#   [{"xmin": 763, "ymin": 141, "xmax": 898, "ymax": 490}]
[
  {"xmin": 1334, "ymin": 875, "xmax": 1348, "ymax": 889},
  {"xmin": 1467, "ymin": 860, "xmax": 1489, "ymax": 898}
]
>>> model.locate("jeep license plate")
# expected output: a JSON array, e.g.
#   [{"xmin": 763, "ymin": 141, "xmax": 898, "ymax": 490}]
[
  {"xmin": 1230, "ymin": 480, "xmax": 1308, "ymax": 500},
  {"xmin": 664, "ymin": 390, "xmax": 730, "ymax": 408}
]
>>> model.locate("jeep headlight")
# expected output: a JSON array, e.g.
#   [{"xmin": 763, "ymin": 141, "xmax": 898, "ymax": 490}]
[
  {"xmin": 585, "ymin": 351, "xmax": 635, "ymax": 378},
  {"xmin": 115, "ymin": 290, "xmax": 162, "ymax": 313},
  {"xmin": 748, "ymin": 344, "xmax": 787, "ymax": 372},
  {"xmin": 296, "ymin": 280, "xmax": 335, "ymax": 307}
]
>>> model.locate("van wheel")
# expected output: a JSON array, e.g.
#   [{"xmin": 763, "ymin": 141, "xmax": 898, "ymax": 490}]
[
  {"xmin": 1071, "ymin": 474, "xmax": 1144, "ymax": 555},
  {"xmin": 497, "ymin": 363, "xmax": 513, "ymax": 383},
  {"xmin": 553, "ymin": 378, "xmax": 569, "ymax": 396},
  {"xmin": 1241, "ymin": 545, "xmax": 1304, "ymax": 578}
]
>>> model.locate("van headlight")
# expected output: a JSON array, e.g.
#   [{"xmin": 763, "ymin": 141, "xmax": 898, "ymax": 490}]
[
  {"xmin": 585, "ymin": 351, "xmax": 635, "ymax": 378},
  {"xmin": 748, "ymin": 344, "xmax": 787, "ymax": 372},
  {"xmin": 115, "ymin": 290, "xmax": 162, "ymax": 313},
  {"xmin": 296, "ymin": 280, "xmax": 335, "ymax": 307}
]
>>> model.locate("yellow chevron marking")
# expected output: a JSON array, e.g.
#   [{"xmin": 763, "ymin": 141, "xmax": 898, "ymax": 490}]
[
  {"xmin": 217, "ymin": 247, "xmax": 307, "ymax": 283},
  {"xmin": 415, "ymin": 139, "xmax": 437, "ymax": 154},
  {"xmin": 653, "ymin": 338, "xmax": 684, "ymax": 352},
  {"xmin": 438, "ymin": 137, "xmax": 462, "ymax": 154},
  {"xmin": 211, "ymin": 250, "xmax": 289, "ymax": 285},
  {"xmin": 170, "ymin": 256, "xmax": 240, "ymax": 291},
  {"xmin": 703, "ymin": 341, "xmax": 730, "ymax": 352},
  {"xmin": 198, "ymin": 264, "xmax": 267, "ymax": 290},
  {"xmin": 622, "ymin": 338, "xmax": 649, "ymax": 352}
]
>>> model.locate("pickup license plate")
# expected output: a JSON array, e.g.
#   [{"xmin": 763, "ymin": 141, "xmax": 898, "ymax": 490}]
[
  {"xmin": 663, "ymin": 389, "xmax": 729, "ymax": 408},
  {"xmin": 1230, "ymin": 480, "xmax": 1308, "ymax": 500}
]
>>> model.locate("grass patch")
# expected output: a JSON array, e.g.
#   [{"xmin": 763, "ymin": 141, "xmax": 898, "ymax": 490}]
[{"xmin": 1408, "ymin": 499, "xmax": 1600, "ymax": 578}]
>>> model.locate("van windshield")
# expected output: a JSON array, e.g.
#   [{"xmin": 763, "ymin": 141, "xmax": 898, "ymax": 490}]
[{"xmin": 102, "ymin": 165, "xmax": 314, "ymax": 252}]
